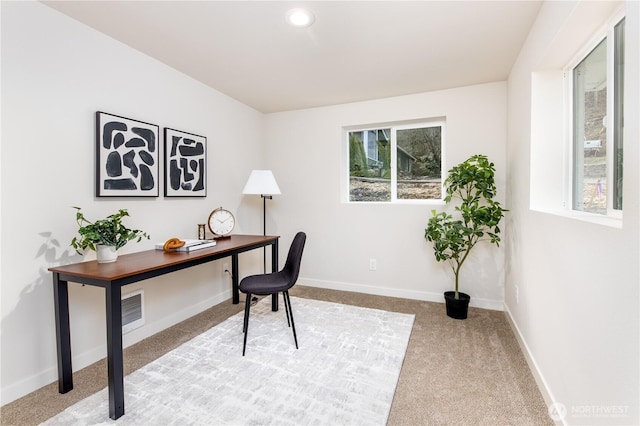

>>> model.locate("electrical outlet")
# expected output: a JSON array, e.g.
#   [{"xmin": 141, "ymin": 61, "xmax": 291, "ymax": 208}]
[
  {"xmin": 369, "ymin": 258, "xmax": 377, "ymax": 271},
  {"xmin": 223, "ymin": 262, "xmax": 230, "ymax": 279},
  {"xmin": 515, "ymin": 286, "xmax": 519, "ymax": 304}
]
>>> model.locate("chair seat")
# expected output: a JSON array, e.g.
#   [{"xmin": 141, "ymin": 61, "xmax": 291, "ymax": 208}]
[{"xmin": 239, "ymin": 271, "xmax": 292, "ymax": 295}]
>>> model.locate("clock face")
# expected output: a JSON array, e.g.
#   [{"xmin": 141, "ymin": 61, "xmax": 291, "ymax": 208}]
[{"xmin": 208, "ymin": 208, "xmax": 235, "ymax": 236}]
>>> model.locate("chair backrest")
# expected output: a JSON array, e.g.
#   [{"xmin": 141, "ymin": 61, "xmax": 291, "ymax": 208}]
[{"xmin": 282, "ymin": 232, "xmax": 306, "ymax": 288}]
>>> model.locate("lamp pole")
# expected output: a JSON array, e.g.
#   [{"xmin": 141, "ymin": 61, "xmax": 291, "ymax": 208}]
[{"xmin": 261, "ymin": 194, "xmax": 272, "ymax": 273}]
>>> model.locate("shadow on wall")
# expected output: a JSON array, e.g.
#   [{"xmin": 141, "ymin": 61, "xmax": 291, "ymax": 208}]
[
  {"xmin": 504, "ymin": 213, "xmax": 519, "ymax": 299},
  {"xmin": 1, "ymin": 232, "xmax": 79, "ymax": 404},
  {"xmin": 457, "ymin": 246, "xmax": 503, "ymax": 301}
]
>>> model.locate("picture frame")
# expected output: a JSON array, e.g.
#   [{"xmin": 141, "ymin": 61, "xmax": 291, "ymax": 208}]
[
  {"xmin": 96, "ymin": 111, "xmax": 159, "ymax": 197},
  {"xmin": 164, "ymin": 128, "xmax": 207, "ymax": 197}
]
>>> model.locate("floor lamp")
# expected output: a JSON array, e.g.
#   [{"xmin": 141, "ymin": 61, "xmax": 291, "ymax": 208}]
[{"xmin": 242, "ymin": 170, "xmax": 281, "ymax": 273}]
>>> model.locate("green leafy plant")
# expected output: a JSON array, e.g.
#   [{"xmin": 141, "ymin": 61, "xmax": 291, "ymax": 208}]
[
  {"xmin": 424, "ymin": 155, "xmax": 507, "ymax": 299},
  {"xmin": 70, "ymin": 207, "xmax": 149, "ymax": 254}
]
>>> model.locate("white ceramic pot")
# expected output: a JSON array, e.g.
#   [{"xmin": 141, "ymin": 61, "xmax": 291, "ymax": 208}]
[{"xmin": 96, "ymin": 245, "xmax": 118, "ymax": 263}]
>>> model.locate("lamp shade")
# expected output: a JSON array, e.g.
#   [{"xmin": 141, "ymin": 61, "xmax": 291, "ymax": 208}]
[{"xmin": 242, "ymin": 170, "xmax": 281, "ymax": 195}]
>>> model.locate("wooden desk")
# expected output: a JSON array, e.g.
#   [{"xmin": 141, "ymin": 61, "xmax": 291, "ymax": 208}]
[{"xmin": 48, "ymin": 234, "xmax": 279, "ymax": 420}]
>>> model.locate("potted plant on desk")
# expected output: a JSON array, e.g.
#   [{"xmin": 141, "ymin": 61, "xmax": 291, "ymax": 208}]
[
  {"xmin": 70, "ymin": 207, "xmax": 150, "ymax": 263},
  {"xmin": 424, "ymin": 154, "xmax": 506, "ymax": 319}
]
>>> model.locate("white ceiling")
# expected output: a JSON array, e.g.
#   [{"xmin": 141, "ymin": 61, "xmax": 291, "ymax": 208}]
[{"xmin": 43, "ymin": 1, "xmax": 542, "ymax": 113}]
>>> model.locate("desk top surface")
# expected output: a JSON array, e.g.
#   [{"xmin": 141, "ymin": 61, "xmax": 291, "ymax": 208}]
[{"xmin": 48, "ymin": 234, "xmax": 279, "ymax": 281}]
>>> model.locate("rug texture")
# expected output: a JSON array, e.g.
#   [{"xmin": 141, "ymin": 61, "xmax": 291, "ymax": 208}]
[{"xmin": 42, "ymin": 297, "xmax": 415, "ymax": 425}]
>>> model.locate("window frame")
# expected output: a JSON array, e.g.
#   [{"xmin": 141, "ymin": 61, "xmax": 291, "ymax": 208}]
[
  {"xmin": 343, "ymin": 118, "xmax": 446, "ymax": 204},
  {"xmin": 564, "ymin": 10, "xmax": 625, "ymax": 220}
]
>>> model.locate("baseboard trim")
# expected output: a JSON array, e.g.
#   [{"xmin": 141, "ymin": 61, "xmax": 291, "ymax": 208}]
[
  {"xmin": 503, "ymin": 305, "xmax": 563, "ymax": 425},
  {"xmin": 299, "ymin": 277, "xmax": 504, "ymax": 311}
]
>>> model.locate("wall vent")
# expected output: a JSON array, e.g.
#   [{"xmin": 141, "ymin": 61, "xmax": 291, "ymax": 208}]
[{"xmin": 122, "ymin": 290, "xmax": 144, "ymax": 334}]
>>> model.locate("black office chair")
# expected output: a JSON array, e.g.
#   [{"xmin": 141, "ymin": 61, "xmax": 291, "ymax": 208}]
[{"xmin": 239, "ymin": 232, "xmax": 306, "ymax": 356}]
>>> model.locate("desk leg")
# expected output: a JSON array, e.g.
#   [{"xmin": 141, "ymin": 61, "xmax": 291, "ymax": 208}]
[
  {"xmin": 271, "ymin": 240, "xmax": 279, "ymax": 312},
  {"xmin": 105, "ymin": 285, "xmax": 125, "ymax": 420},
  {"xmin": 52, "ymin": 273, "xmax": 73, "ymax": 393},
  {"xmin": 231, "ymin": 253, "xmax": 239, "ymax": 304}
]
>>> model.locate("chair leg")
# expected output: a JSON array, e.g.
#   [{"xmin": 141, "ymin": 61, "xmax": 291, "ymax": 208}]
[
  {"xmin": 283, "ymin": 291, "xmax": 298, "ymax": 349},
  {"xmin": 242, "ymin": 293, "xmax": 252, "ymax": 356},
  {"xmin": 283, "ymin": 291, "xmax": 291, "ymax": 328}
]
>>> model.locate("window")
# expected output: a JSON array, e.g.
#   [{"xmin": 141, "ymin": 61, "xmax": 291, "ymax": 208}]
[
  {"xmin": 569, "ymin": 17, "xmax": 624, "ymax": 215},
  {"xmin": 347, "ymin": 120, "xmax": 443, "ymax": 202}
]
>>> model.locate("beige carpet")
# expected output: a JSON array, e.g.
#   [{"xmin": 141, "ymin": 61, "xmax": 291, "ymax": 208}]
[{"xmin": 1, "ymin": 286, "xmax": 553, "ymax": 425}]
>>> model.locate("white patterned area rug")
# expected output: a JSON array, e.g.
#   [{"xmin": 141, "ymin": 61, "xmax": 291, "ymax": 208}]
[{"xmin": 42, "ymin": 297, "xmax": 415, "ymax": 426}]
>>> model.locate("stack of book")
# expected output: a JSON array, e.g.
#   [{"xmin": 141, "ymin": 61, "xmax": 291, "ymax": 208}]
[{"xmin": 155, "ymin": 239, "xmax": 217, "ymax": 252}]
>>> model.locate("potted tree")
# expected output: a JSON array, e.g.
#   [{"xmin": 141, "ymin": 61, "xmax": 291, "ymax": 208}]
[
  {"xmin": 71, "ymin": 207, "xmax": 150, "ymax": 263},
  {"xmin": 424, "ymin": 154, "xmax": 506, "ymax": 319}
]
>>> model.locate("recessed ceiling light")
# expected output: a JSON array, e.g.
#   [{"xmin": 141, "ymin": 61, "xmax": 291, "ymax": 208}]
[{"xmin": 286, "ymin": 8, "xmax": 315, "ymax": 28}]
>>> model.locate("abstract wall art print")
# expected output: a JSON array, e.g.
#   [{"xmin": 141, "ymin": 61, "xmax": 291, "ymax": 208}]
[
  {"xmin": 96, "ymin": 111, "xmax": 159, "ymax": 197},
  {"xmin": 164, "ymin": 128, "xmax": 207, "ymax": 197}
]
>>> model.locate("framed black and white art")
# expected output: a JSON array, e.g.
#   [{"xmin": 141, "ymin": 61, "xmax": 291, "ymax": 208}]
[
  {"xmin": 96, "ymin": 111, "xmax": 159, "ymax": 197},
  {"xmin": 164, "ymin": 128, "xmax": 207, "ymax": 197}
]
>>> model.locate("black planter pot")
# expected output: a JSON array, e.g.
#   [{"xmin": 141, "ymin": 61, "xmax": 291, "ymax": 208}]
[{"xmin": 444, "ymin": 291, "xmax": 470, "ymax": 320}]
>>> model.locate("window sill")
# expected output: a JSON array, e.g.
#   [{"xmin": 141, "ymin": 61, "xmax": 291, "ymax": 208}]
[
  {"xmin": 346, "ymin": 199, "xmax": 446, "ymax": 206},
  {"xmin": 531, "ymin": 206, "xmax": 622, "ymax": 229}
]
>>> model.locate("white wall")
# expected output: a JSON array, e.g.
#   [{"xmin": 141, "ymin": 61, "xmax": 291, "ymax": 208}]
[
  {"xmin": 506, "ymin": 1, "xmax": 639, "ymax": 424},
  {"xmin": 264, "ymin": 82, "xmax": 508, "ymax": 311},
  {"xmin": 0, "ymin": 1, "xmax": 266, "ymax": 404}
]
